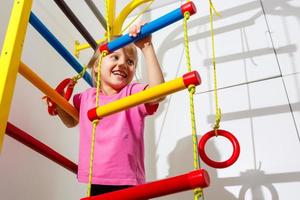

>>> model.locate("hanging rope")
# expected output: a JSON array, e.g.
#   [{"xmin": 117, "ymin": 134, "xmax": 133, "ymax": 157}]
[
  {"xmin": 86, "ymin": 0, "xmax": 112, "ymax": 196},
  {"xmin": 73, "ymin": 65, "xmax": 87, "ymax": 83},
  {"xmin": 183, "ymin": 13, "xmax": 192, "ymax": 72},
  {"xmin": 182, "ymin": 1, "xmax": 202, "ymax": 199},
  {"xmin": 85, "ymin": 0, "xmax": 114, "ymax": 194},
  {"xmin": 208, "ymin": 0, "xmax": 222, "ymax": 134},
  {"xmin": 121, "ymin": 0, "xmax": 155, "ymax": 34},
  {"xmin": 86, "ymin": 51, "xmax": 107, "ymax": 197}
]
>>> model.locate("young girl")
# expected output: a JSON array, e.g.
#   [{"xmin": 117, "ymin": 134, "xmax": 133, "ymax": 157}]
[{"xmin": 57, "ymin": 23, "xmax": 165, "ymax": 196}]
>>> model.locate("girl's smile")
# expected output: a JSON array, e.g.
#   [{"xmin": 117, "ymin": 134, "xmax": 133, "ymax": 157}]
[{"xmin": 93, "ymin": 46, "xmax": 137, "ymax": 95}]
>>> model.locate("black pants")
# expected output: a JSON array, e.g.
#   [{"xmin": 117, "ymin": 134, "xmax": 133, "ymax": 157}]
[{"xmin": 90, "ymin": 184, "xmax": 132, "ymax": 196}]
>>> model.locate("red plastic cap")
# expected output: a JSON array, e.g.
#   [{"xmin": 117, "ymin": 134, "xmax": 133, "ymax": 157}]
[
  {"xmin": 181, "ymin": 2, "xmax": 197, "ymax": 16},
  {"xmin": 188, "ymin": 169, "xmax": 210, "ymax": 188},
  {"xmin": 99, "ymin": 43, "xmax": 110, "ymax": 53},
  {"xmin": 87, "ymin": 107, "xmax": 98, "ymax": 121},
  {"xmin": 183, "ymin": 71, "xmax": 201, "ymax": 87}
]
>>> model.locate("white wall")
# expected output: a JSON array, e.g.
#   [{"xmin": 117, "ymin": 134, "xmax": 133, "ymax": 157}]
[{"xmin": 1, "ymin": 0, "xmax": 300, "ymax": 199}]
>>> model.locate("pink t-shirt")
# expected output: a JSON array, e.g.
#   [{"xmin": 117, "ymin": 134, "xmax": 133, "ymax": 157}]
[{"xmin": 73, "ymin": 83, "xmax": 158, "ymax": 185}]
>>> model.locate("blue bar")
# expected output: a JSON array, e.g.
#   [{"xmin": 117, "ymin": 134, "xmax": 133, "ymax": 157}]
[
  {"xmin": 107, "ymin": 8, "xmax": 183, "ymax": 52},
  {"xmin": 29, "ymin": 12, "xmax": 93, "ymax": 86}
]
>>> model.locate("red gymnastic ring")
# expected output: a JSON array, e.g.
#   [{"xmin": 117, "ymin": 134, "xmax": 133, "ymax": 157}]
[
  {"xmin": 198, "ymin": 129, "xmax": 240, "ymax": 168},
  {"xmin": 43, "ymin": 78, "xmax": 76, "ymax": 116}
]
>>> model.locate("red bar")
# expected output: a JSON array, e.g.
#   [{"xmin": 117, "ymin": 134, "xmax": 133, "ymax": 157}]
[
  {"xmin": 5, "ymin": 122, "xmax": 78, "ymax": 174},
  {"xmin": 81, "ymin": 169, "xmax": 210, "ymax": 200}
]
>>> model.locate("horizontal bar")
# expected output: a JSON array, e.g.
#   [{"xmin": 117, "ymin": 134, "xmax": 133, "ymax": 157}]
[
  {"xmin": 74, "ymin": 38, "xmax": 106, "ymax": 58},
  {"xmin": 88, "ymin": 71, "xmax": 201, "ymax": 121},
  {"xmin": 29, "ymin": 12, "xmax": 93, "ymax": 86},
  {"xmin": 6, "ymin": 122, "xmax": 78, "ymax": 174},
  {"xmin": 81, "ymin": 169, "xmax": 210, "ymax": 200},
  {"xmin": 100, "ymin": 1, "xmax": 197, "ymax": 53},
  {"xmin": 19, "ymin": 61, "xmax": 79, "ymax": 121},
  {"xmin": 73, "ymin": 0, "xmax": 153, "ymax": 55},
  {"xmin": 53, "ymin": 0, "xmax": 97, "ymax": 50}
]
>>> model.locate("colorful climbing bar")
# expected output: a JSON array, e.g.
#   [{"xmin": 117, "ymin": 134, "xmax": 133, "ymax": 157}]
[
  {"xmin": 53, "ymin": 0, "xmax": 97, "ymax": 50},
  {"xmin": 29, "ymin": 12, "xmax": 93, "ymax": 86},
  {"xmin": 6, "ymin": 122, "xmax": 78, "ymax": 174},
  {"xmin": 75, "ymin": 0, "xmax": 151, "ymax": 53},
  {"xmin": 18, "ymin": 62, "xmax": 79, "ymax": 121},
  {"xmin": 99, "ymin": 1, "xmax": 197, "ymax": 53},
  {"xmin": 88, "ymin": 71, "xmax": 201, "ymax": 121},
  {"xmin": 0, "ymin": 0, "xmax": 33, "ymax": 151},
  {"xmin": 81, "ymin": 169, "xmax": 209, "ymax": 200}
]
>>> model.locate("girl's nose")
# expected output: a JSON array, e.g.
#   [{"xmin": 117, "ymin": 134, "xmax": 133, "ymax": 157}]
[{"xmin": 118, "ymin": 58, "xmax": 127, "ymax": 68}]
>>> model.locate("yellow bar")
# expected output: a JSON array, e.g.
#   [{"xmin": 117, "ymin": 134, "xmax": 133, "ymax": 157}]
[
  {"xmin": 113, "ymin": 0, "xmax": 152, "ymax": 34},
  {"xmin": 74, "ymin": 38, "xmax": 106, "ymax": 58},
  {"xmin": 108, "ymin": 0, "xmax": 116, "ymax": 34},
  {"xmin": 19, "ymin": 62, "xmax": 79, "ymax": 121},
  {"xmin": 0, "ymin": 0, "xmax": 33, "ymax": 150},
  {"xmin": 96, "ymin": 77, "xmax": 188, "ymax": 118},
  {"xmin": 73, "ymin": 0, "xmax": 116, "ymax": 56}
]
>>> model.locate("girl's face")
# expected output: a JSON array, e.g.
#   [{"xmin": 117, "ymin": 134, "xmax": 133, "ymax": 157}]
[{"xmin": 93, "ymin": 46, "xmax": 137, "ymax": 94}]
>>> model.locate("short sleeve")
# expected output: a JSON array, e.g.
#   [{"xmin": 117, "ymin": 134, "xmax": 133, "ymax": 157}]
[
  {"xmin": 128, "ymin": 83, "xmax": 159, "ymax": 116},
  {"xmin": 145, "ymin": 103, "xmax": 159, "ymax": 115},
  {"xmin": 73, "ymin": 93, "xmax": 82, "ymax": 111}
]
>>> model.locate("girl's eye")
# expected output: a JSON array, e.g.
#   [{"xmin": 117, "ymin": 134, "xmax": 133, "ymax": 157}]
[
  {"xmin": 112, "ymin": 55, "xmax": 118, "ymax": 60},
  {"xmin": 127, "ymin": 59, "xmax": 134, "ymax": 66}
]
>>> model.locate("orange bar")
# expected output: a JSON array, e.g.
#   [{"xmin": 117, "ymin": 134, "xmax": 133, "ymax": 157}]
[{"xmin": 18, "ymin": 62, "xmax": 78, "ymax": 121}]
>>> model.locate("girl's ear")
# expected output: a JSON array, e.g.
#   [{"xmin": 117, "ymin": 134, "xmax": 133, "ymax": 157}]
[{"xmin": 93, "ymin": 59, "xmax": 100, "ymax": 73}]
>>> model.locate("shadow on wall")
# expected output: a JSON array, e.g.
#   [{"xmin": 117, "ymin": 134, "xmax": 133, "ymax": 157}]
[
  {"xmin": 144, "ymin": 45, "xmax": 186, "ymax": 182},
  {"xmin": 207, "ymin": 102, "xmax": 300, "ymax": 123},
  {"xmin": 143, "ymin": 0, "xmax": 300, "ymax": 198},
  {"xmin": 157, "ymin": 135, "xmax": 300, "ymax": 199},
  {"xmin": 156, "ymin": 0, "xmax": 299, "ymax": 67},
  {"xmin": 158, "ymin": 135, "xmax": 237, "ymax": 200}
]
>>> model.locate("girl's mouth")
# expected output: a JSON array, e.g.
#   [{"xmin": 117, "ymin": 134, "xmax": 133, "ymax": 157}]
[{"xmin": 112, "ymin": 70, "xmax": 127, "ymax": 78}]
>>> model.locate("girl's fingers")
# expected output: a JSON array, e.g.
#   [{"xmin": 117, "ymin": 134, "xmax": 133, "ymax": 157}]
[
  {"xmin": 136, "ymin": 26, "xmax": 141, "ymax": 34},
  {"xmin": 129, "ymin": 25, "xmax": 137, "ymax": 37},
  {"xmin": 133, "ymin": 25, "xmax": 138, "ymax": 36},
  {"xmin": 129, "ymin": 22, "xmax": 146, "ymax": 37},
  {"xmin": 129, "ymin": 26, "xmax": 134, "ymax": 36},
  {"xmin": 129, "ymin": 25, "xmax": 135, "ymax": 35}
]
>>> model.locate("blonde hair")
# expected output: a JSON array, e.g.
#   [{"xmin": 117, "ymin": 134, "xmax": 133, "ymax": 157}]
[{"xmin": 87, "ymin": 36, "xmax": 138, "ymax": 86}]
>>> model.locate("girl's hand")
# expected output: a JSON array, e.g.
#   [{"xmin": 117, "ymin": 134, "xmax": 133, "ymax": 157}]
[{"xmin": 129, "ymin": 22, "xmax": 152, "ymax": 50}]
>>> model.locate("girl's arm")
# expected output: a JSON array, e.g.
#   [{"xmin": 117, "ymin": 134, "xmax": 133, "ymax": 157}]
[
  {"xmin": 142, "ymin": 43, "xmax": 165, "ymax": 104},
  {"xmin": 130, "ymin": 23, "xmax": 165, "ymax": 104},
  {"xmin": 56, "ymin": 105, "xmax": 78, "ymax": 128}
]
